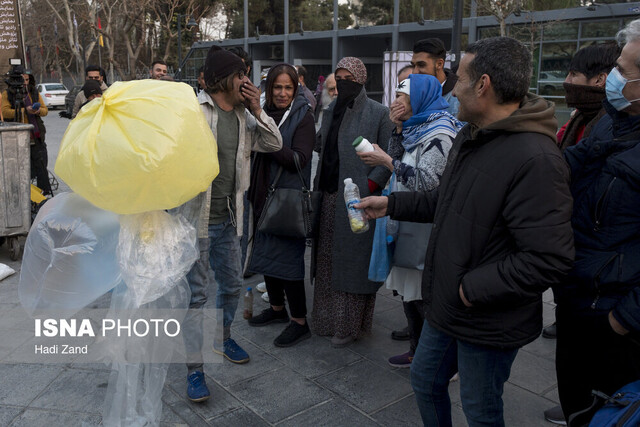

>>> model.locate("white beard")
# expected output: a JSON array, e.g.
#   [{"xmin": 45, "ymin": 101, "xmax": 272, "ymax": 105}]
[{"xmin": 321, "ymin": 89, "xmax": 334, "ymax": 109}]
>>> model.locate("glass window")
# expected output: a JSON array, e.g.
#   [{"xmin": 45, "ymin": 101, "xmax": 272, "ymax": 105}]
[
  {"xmin": 478, "ymin": 27, "xmax": 500, "ymax": 39},
  {"xmin": 45, "ymin": 84, "xmax": 67, "ymax": 91},
  {"xmin": 543, "ymin": 22, "xmax": 578, "ymax": 40},
  {"xmin": 509, "ymin": 24, "xmax": 541, "ymax": 45},
  {"xmin": 581, "ymin": 20, "xmax": 620, "ymax": 39},
  {"xmin": 530, "ymin": 46, "xmax": 541, "ymax": 93},
  {"xmin": 539, "ymin": 42, "xmax": 575, "ymax": 96}
]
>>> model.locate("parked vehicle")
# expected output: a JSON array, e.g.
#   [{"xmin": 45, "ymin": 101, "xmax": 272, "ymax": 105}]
[
  {"xmin": 36, "ymin": 83, "xmax": 69, "ymax": 109},
  {"xmin": 64, "ymin": 85, "xmax": 82, "ymax": 117},
  {"xmin": 537, "ymin": 71, "xmax": 566, "ymax": 95}
]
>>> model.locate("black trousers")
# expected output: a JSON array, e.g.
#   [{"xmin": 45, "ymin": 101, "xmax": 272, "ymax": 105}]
[
  {"xmin": 264, "ymin": 275, "xmax": 307, "ymax": 319},
  {"xmin": 403, "ymin": 299, "xmax": 424, "ymax": 353},
  {"xmin": 556, "ymin": 304, "xmax": 640, "ymax": 420},
  {"xmin": 31, "ymin": 141, "xmax": 52, "ymax": 195}
]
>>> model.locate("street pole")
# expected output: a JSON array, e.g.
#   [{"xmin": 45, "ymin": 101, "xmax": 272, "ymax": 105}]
[
  {"xmin": 332, "ymin": 0, "xmax": 338, "ymax": 70},
  {"xmin": 451, "ymin": 0, "xmax": 463, "ymax": 70}
]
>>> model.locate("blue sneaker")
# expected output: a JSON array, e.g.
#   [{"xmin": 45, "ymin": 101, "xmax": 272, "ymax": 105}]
[
  {"xmin": 213, "ymin": 338, "xmax": 250, "ymax": 364},
  {"xmin": 187, "ymin": 371, "xmax": 210, "ymax": 402}
]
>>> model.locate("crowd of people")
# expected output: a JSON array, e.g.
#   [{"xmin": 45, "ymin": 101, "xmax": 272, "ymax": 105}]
[{"xmin": 15, "ymin": 17, "xmax": 640, "ymax": 425}]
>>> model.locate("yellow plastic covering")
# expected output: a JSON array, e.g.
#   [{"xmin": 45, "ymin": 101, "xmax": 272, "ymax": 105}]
[{"xmin": 55, "ymin": 80, "xmax": 219, "ymax": 214}]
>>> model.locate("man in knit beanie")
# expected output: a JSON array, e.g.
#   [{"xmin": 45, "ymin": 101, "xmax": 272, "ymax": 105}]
[{"xmin": 182, "ymin": 45, "xmax": 282, "ymax": 403}]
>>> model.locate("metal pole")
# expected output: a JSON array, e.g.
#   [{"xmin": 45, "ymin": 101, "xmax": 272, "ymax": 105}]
[
  {"xmin": 469, "ymin": 0, "xmax": 478, "ymax": 44},
  {"xmin": 392, "ymin": 0, "xmax": 399, "ymax": 52},
  {"xmin": 451, "ymin": 0, "xmax": 463, "ymax": 69},
  {"xmin": 243, "ymin": 0, "xmax": 249, "ymax": 52},
  {"xmin": 332, "ymin": 0, "xmax": 338, "ymax": 70},
  {"xmin": 177, "ymin": 15, "xmax": 183, "ymax": 76},
  {"xmin": 284, "ymin": 0, "xmax": 289, "ymax": 63}
]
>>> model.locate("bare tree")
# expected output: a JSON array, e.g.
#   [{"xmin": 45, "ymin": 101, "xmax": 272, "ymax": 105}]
[
  {"xmin": 476, "ymin": 0, "xmax": 526, "ymax": 36},
  {"xmin": 151, "ymin": 0, "xmax": 215, "ymax": 64},
  {"xmin": 41, "ymin": 0, "xmax": 98, "ymax": 77}
]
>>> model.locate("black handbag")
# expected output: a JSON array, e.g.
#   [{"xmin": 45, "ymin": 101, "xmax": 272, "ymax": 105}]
[{"xmin": 256, "ymin": 153, "xmax": 321, "ymax": 238}]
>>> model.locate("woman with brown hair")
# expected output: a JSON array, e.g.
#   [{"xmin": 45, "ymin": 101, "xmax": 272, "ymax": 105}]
[{"xmin": 246, "ymin": 64, "xmax": 316, "ymax": 347}]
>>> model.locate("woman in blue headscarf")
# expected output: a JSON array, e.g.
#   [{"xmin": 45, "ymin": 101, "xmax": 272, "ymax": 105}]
[{"xmin": 357, "ymin": 73, "xmax": 463, "ymax": 368}]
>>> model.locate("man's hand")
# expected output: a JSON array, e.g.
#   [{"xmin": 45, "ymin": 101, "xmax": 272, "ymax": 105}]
[
  {"xmin": 26, "ymin": 105, "xmax": 39, "ymax": 115},
  {"xmin": 240, "ymin": 80, "xmax": 261, "ymax": 115},
  {"xmin": 356, "ymin": 144, "xmax": 393, "ymax": 171},
  {"xmin": 389, "ymin": 101, "xmax": 405, "ymax": 133},
  {"xmin": 354, "ymin": 196, "xmax": 388, "ymax": 221},
  {"xmin": 459, "ymin": 284, "xmax": 472, "ymax": 307},
  {"xmin": 609, "ymin": 311, "xmax": 629, "ymax": 335}
]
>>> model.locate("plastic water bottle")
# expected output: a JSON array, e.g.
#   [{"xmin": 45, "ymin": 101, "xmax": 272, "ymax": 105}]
[
  {"xmin": 243, "ymin": 287, "xmax": 253, "ymax": 319},
  {"xmin": 386, "ymin": 218, "xmax": 399, "ymax": 255},
  {"xmin": 344, "ymin": 178, "xmax": 369, "ymax": 233},
  {"xmin": 352, "ymin": 136, "xmax": 374, "ymax": 153}
]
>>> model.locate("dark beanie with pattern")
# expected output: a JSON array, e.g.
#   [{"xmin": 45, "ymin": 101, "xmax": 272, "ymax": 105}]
[{"xmin": 203, "ymin": 46, "xmax": 247, "ymax": 87}]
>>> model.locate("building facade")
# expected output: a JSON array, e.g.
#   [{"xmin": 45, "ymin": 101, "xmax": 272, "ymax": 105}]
[{"xmin": 183, "ymin": 2, "xmax": 639, "ymax": 124}]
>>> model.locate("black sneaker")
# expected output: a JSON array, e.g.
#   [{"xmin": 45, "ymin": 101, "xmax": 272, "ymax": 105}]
[
  {"xmin": 274, "ymin": 321, "xmax": 311, "ymax": 347},
  {"xmin": 248, "ymin": 307, "xmax": 289, "ymax": 326}
]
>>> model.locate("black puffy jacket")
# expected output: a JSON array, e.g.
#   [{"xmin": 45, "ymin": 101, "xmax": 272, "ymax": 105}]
[
  {"xmin": 557, "ymin": 100, "xmax": 640, "ymax": 335},
  {"xmin": 388, "ymin": 94, "xmax": 575, "ymax": 349}
]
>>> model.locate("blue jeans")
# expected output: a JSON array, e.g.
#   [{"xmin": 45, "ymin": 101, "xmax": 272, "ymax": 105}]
[
  {"xmin": 184, "ymin": 237, "xmax": 210, "ymax": 370},
  {"xmin": 184, "ymin": 219, "xmax": 242, "ymax": 370},
  {"xmin": 207, "ymin": 220, "xmax": 243, "ymax": 340},
  {"xmin": 410, "ymin": 320, "xmax": 518, "ymax": 427}
]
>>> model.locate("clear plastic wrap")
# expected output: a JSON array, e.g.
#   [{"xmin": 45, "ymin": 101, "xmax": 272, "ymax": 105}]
[
  {"xmin": 101, "ymin": 277, "xmax": 190, "ymax": 427},
  {"xmin": 18, "ymin": 192, "xmax": 121, "ymax": 317},
  {"xmin": 116, "ymin": 211, "xmax": 197, "ymax": 307}
]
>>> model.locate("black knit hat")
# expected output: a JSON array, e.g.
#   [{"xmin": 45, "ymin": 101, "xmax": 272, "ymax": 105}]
[
  {"xmin": 82, "ymin": 79, "xmax": 102, "ymax": 98},
  {"xmin": 203, "ymin": 46, "xmax": 246, "ymax": 87}
]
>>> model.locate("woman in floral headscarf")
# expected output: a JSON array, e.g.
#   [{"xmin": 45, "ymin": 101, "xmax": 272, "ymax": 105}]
[
  {"xmin": 357, "ymin": 73, "xmax": 464, "ymax": 368},
  {"xmin": 312, "ymin": 57, "xmax": 395, "ymax": 347}
]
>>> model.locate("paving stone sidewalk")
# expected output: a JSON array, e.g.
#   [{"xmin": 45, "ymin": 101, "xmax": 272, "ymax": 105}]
[
  {"xmin": 0, "ymin": 245, "xmax": 561, "ymax": 426},
  {"xmin": 0, "ymin": 114, "xmax": 561, "ymax": 426}
]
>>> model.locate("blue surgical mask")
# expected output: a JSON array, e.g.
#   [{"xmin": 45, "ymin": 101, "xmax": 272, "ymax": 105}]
[{"xmin": 606, "ymin": 67, "xmax": 640, "ymax": 111}]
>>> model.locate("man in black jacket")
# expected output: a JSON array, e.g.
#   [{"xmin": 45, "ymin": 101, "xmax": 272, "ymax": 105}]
[
  {"xmin": 554, "ymin": 20, "xmax": 640, "ymax": 423},
  {"xmin": 357, "ymin": 37, "xmax": 574, "ymax": 426}
]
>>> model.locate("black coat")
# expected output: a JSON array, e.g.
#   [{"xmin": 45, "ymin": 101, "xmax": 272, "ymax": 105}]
[
  {"xmin": 388, "ymin": 95, "xmax": 575, "ymax": 349},
  {"xmin": 557, "ymin": 100, "xmax": 640, "ymax": 335},
  {"xmin": 247, "ymin": 95, "xmax": 315, "ymax": 281}
]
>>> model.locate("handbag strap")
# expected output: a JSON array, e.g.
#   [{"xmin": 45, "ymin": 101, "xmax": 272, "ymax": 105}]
[
  {"xmin": 267, "ymin": 153, "xmax": 309, "ymax": 192},
  {"xmin": 268, "ymin": 166, "xmax": 285, "ymax": 191},
  {"xmin": 293, "ymin": 152, "xmax": 310, "ymax": 192}
]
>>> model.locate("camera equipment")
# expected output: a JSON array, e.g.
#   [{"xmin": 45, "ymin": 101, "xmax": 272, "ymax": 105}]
[{"xmin": 4, "ymin": 59, "xmax": 27, "ymax": 123}]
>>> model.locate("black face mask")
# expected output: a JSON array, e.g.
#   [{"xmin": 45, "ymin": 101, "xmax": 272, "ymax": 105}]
[{"xmin": 334, "ymin": 79, "xmax": 363, "ymax": 112}]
